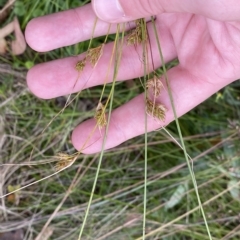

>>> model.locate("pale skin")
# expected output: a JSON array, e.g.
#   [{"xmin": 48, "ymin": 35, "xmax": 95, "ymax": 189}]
[{"xmin": 25, "ymin": 0, "xmax": 240, "ymax": 154}]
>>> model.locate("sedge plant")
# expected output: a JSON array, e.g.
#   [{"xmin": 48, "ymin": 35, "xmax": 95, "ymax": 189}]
[{"xmin": 2, "ymin": 1, "xmax": 240, "ymax": 239}]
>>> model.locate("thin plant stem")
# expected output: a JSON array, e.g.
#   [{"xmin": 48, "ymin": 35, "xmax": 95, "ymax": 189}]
[
  {"xmin": 78, "ymin": 23, "xmax": 125, "ymax": 239},
  {"xmin": 87, "ymin": 17, "xmax": 98, "ymax": 51},
  {"xmin": 99, "ymin": 25, "xmax": 115, "ymax": 103},
  {"xmin": 151, "ymin": 17, "xmax": 212, "ymax": 239},
  {"xmin": 141, "ymin": 18, "xmax": 148, "ymax": 240}
]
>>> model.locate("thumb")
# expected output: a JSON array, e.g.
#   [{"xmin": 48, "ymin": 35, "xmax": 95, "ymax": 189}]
[
  {"xmin": 92, "ymin": 0, "xmax": 164, "ymax": 23},
  {"xmin": 92, "ymin": 0, "xmax": 240, "ymax": 23}
]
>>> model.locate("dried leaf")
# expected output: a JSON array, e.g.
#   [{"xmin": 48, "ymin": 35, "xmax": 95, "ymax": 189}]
[
  {"xmin": 0, "ymin": 17, "xmax": 26, "ymax": 55},
  {"xmin": 11, "ymin": 17, "xmax": 26, "ymax": 55},
  {"xmin": 0, "ymin": 20, "xmax": 14, "ymax": 39}
]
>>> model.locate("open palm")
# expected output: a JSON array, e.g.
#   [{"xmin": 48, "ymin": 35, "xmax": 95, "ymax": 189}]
[{"xmin": 26, "ymin": 3, "xmax": 240, "ymax": 153}]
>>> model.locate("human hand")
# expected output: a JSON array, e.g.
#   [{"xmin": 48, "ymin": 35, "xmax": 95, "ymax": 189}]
[{"xmin": 25, "ymin": 0, "xmax": 240, "ymax": 154}]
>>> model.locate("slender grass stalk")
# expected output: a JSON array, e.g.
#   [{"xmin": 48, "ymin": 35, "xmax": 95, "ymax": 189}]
[
  {"xmin": 150, "ymin": 17, "xmax": 212, "ymax": 239},
  {"xmin": 88, "ymin": 17, "xmax": 99, "ymax": 51},
  {"xmin": 78, "ymin": 23, "xmax": 125, "ymax": 239},
  {"xmin": 99, "ymin": 24, "xmax": 115, "ymax": 104},
  {"xmin": 140, "ymin": 18, "xmax": 148, "ymax": 239}
]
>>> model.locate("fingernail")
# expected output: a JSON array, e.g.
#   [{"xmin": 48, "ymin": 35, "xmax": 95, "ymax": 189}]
[{"xmin": 92, "ymin": 0, "xmax": 125, "ymax": 22}]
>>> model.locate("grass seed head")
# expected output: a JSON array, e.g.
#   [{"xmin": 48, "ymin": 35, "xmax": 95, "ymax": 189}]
[
  {"xmin": 75, "ymin": 57, "xmax": 87, "ymax": 72},
  {"xmin": 127, "ymin": 19, "xmax": 146, "ymax": 45},
  {"xmin": 146, "ymin": 98, "xmax": 167, "ymax": 122},
  {"xmin": 54, "ymin": 152, "xmax": 75, "ymax": 171},
  {"xmin": 86, "ymin": 44, "xmax": 104, "ymax": 67},
  {"xmin": 146, "ymin": 75, "xmax": 163, "ymax": 97},
  {"xmin": 127, "ymin": 31, "xmax": 140, "ymax": 45},
  {"xmin": 94, "ymin": 102, "xmax": 107, "ymax": 129}
]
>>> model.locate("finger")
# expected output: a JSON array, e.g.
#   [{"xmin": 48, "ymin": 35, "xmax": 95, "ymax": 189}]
[
  {"xmin": 27, "ymin": 18, "xmax": 176, "ymax": 99},
  {"xmin": 25, "ymin": 3, "xmax": 152, "ymax": 52},
  {"xmin": 93, "ymin": 0, "xmax": 240, "ymax": 22},
  {"xmin": 25, "ymin": 4, "xmax": 117, "ymax": 52},
  {"xmin": 72, "ymin": 65, "xmax": 233, "ymax": 154}
]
